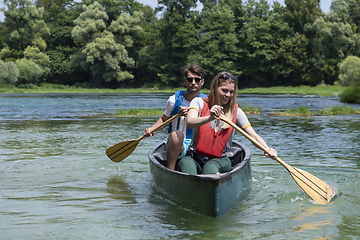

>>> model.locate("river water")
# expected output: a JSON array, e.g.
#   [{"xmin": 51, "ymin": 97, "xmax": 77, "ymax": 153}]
[{"xmin": 1, "ymin": 93, "xmax": 359, "ymax": 239}]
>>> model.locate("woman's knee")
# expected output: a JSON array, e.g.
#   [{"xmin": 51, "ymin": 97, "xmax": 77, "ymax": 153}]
[
  {"xmin": 179, "ymin": 156, "xmax": 198, "ymax": 175},
  {"xmin": 203, "ymin": 157, "xmax": 231, "ymax": 174}
]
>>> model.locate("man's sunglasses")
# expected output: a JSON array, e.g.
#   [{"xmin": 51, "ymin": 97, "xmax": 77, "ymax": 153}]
[{"xmin": 186, "ymin": 77, "xmax": 202, "ymax": 83}]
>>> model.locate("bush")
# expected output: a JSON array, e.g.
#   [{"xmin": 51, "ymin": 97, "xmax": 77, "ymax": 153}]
[
  {"xmin": 0, "ymin": 60, "xmax": 19, "ymax": 84},
  {"xmin": 340, "ymin": 86, "xmax": 360, "ymax": 104},
  {"xmin": 338, "ymin": 56, "xmax": 360, "ymax": 86},
  {"xmin": 15, "ymin": 59, "xmax": 44, "ymax": 85}
]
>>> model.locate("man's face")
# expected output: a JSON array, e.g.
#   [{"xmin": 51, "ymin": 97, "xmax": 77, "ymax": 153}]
[{"xmin": 184, "ymin": 72, "xmax": 204, "ymax": 92}]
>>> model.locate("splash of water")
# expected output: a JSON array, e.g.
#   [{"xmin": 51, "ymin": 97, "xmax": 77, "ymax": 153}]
[{"xmin": 325, "ymin": 181, "xmax": 341, "ymax": 203}]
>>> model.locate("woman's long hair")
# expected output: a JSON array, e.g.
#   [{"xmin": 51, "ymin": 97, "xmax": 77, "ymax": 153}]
[{"xmin": 207, "ymin": 71, "xmax": 238, "ymax": 121}]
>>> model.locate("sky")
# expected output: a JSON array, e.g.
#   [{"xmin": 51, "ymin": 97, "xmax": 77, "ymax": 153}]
[{"xmin": 0, "ymin": 0, "xmax": 333, "ymax": 22}]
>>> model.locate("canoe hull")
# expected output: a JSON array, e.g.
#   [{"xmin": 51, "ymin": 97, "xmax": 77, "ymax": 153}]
[{"xmin": 148, "ymin": 141, "xmax": 252, "ymax": 217}]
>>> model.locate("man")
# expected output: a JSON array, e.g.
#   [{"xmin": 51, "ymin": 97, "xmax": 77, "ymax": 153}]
[{"xmin": 144, "ymin": 65, "xmax": 206, "ymax": 170}]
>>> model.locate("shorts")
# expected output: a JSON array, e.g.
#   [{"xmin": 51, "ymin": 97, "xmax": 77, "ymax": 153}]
[{"xmin": 164, "ymin": 138, "xmax": 191, "ymax": 159}]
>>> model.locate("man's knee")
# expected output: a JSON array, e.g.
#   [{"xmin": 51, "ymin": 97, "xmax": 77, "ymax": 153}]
[{"xmin": 168, "ymin": 130, "xmax": 184, "ymax": 144}]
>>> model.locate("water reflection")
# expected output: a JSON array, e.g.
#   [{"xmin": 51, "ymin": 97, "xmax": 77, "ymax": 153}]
[{"xmin": 106, "ymin": 176, "xmax": 137, "ymax": 204}]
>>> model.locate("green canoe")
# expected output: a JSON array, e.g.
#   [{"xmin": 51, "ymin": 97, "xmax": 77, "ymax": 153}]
[{"xmin": 148, "ymin": 141, "xmax": 252, "ymax": 217}]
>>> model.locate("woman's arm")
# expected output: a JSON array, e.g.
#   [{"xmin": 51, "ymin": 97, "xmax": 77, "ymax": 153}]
[
  {"xmin": 187, "ymin": 108, "xmax": 212, "ymax": 128},
  {"xmin": 187, "ymin": 105, "xmax": 223, "ymax": 129},
  {"xmin": 243, "ymin": 126, "xmax": 278, "ymax": 159}
]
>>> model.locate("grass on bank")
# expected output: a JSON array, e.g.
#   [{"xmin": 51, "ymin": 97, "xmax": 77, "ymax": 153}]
[
  {"xmin": 238, "ymin": 84, "xmax": 345, "ymax": 96},
  {"xmin": 115, "ymin": 105, "xmax": 360, "ymax": 117},
  {"xmin": 272, "ymin": 105, "xmax": 360, "ymax": 116},
  {"xmin": 116, "ymin": 108, "xmax": 164, "ymax": 116},
  {"xmin": 115, "ymin": 107, "xmax": 262, "ymax": 116},
  {"xmin": 0, "ymin": 83, "xmax": 346, "ymax": 97}
]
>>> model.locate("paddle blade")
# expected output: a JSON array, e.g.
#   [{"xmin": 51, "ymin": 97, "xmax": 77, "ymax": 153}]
[
  {"xmin": 287, "ymin": 165, "xmax": 335, "ymax": 204},
  {"xmin": 106, "ymin": 138, "xmax": 142, "ymax": 162}
]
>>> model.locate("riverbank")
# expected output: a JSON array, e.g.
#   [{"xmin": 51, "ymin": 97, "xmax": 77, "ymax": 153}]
[
  {"xmin": 116, "ymin": 105, "xmax": 360, "ymax": 117},
  {"xmin": 0, "ymin": 83, "xmax": 345, "ymax": 97}
]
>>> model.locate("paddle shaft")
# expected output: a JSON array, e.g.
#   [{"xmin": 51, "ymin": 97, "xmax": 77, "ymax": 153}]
[
  {"xmin": 218, "ymin": 114, "xmax": 287, "ymax": 167},
  {"xmin": 106, "ymin": 111, "xmax": 183, "ymax": 162},
  {"xmin": 128, "ymin": 111, "xmax": 183, "ymax": 142},
  {"xmin": 218, "ymin": 114, "xmax": 333, "ymax": 204},
  {"xmin": 148, "ymin": 111, "xmax": 183, "ymax": 135}
]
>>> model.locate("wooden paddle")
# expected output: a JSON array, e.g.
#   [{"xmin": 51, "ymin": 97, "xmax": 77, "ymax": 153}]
[
  {"xmin": 218, "ymin": 114, "xmax": 334, "ymax": 204},
  {"xmin": 106, "ymin": 111, "xmax": 183, "ymax": 162}
]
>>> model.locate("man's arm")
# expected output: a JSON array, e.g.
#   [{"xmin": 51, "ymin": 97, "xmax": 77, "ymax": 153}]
[{"xmin": 144, "ymin": 114, "xmax": 170, "ymax": 137}]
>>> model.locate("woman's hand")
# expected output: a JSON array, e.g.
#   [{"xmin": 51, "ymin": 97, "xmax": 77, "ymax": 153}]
[
  {"xmin": 209, "ymin": 105, "xmax": 223, "ymax": 119},
  {"xmin": 264, "ymin": 147, "xmax": 277, "ymax": 159}
]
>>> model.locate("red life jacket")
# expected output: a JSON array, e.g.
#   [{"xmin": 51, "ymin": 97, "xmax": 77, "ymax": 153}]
[{"xmin": 195, "ymin": 99, "xmax": 238, "ymax": 158}]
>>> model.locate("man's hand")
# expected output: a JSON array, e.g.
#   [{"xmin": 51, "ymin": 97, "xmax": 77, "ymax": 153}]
[{"xmin": 144, "ymin": 127, "xmax": 153, "ymax": 137}]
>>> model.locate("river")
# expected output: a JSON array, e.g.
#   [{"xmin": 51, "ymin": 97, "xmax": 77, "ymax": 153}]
[{"xmin": 1, "ymin": 93, "xmax": 359, "ymax": 239}]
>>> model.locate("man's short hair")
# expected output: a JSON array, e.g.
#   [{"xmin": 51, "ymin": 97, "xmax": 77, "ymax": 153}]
[{"xmin": 183, "ymin": 65, "xmax": 204, "ymax": 78}]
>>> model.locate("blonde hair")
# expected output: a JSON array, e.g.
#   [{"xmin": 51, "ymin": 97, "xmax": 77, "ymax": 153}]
[{"xmin": 207, "ymin": 71, "xmax": 238, "ymax": 122}]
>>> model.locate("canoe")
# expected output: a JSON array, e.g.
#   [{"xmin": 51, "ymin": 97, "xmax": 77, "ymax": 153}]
[{"xmin": 147, "ymin": 141, "xmax": 252, "ymax": 217}]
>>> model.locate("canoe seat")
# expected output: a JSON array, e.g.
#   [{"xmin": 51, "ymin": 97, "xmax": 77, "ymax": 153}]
[
  {"xmin": 226, "ymin": 147, "xmax": 245, "ymax": 167},
  {"xmin": 153, "ymin": 147, "xmax": 245, "ymax": 167},
  {"xmin": 153, "ymin": 151, "xmax": 168, "ymax": 166}
]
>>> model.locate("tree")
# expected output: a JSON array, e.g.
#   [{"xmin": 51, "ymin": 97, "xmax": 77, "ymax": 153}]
[
  {"xmin": 23, "ymin": 46, "xmax": 50, "ymax": 75},
  {"xmin": 135, "ymin": 5, "xmax": 161, "ymax": 87},
  {"xmin": 237, "ymin": 0, "xmax": 288, "ymax": 87},
  {"xmin": 3, "ymin": 0, "xmax": 50, "ymax": 52},
  {"xmin": 153, "ymin": 0, "xmax": 200, "ymax": 87},
  {"xmin": 71, "ymin": 1, "xmax": 142, "ymax": 87},
  {"xmin": 306, "ymin": 15, "xmax": 358, "ymax": 85},
  {"xmin": 284, "ymin": 0, "xmax": 323, "ymax": 34},
  {"xmin": 187, "ymin": 0, "xmax": 239, "ymax": 85},
  {"xmin": 34, "ymin": 0, "xmax": 83, "ymax": 85},
  {"xmin": 346, "ymin": 0, "xmax": 360, "ymax": 33}
]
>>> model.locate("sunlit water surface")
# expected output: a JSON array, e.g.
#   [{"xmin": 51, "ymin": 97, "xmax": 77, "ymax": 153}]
[{"xmin": 1, "ymin": 93, "xmax": 359, "ymax": 239}]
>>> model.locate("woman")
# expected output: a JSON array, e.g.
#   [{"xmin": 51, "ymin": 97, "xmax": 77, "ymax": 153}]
[{"xmin": 179, "ymin": 71, "xmax": 277, "ymax": 174}]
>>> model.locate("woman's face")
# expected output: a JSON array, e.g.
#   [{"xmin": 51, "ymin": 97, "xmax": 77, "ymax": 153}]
[{"xmin": 217, "ymin": 81, "xmax": 235, "ymax": 106}]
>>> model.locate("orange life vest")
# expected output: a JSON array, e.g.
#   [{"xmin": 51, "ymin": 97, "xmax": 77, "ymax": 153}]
[{"xmin": 195, "ymin": 99, "xmax": 238, "ymax": 158}]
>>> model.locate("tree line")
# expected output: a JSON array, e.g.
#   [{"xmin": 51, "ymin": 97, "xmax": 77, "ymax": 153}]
[{"xmin": 0, "ymin": 0, "xmax": 360, "ymax": 89}]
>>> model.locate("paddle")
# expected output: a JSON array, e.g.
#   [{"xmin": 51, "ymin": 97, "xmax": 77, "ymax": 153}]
[
  {"xmin": 217, "ymin": 114, "xmax": 334, "ymax": 204},
  {"xmin": 106, "ymin": 111, "xmax": 183, "ymax": 163}
]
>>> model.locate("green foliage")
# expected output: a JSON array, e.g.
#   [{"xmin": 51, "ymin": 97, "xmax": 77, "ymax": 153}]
[
  {"xmin": 0, "ymin": 60, "xmax": 19, "ymax": 84},
  {"xmin": 319, "ymin": 105, "xmax": 360, "ymax": 115},
  {"xmin": 116, "ymin": 108, "xmax": 164, "ymax": 116},
  {"xmin": 24, "ymin": 46, "xmax": 50, "ymax": 75},
  {"xmin": 238, "ymin": 0, "xmax": 289, "ymax": 87},
  {"xmin": 71, "ymin": 1, "xmax": 141, "ymax": 87},
  {"xmin": 1, "ymin": 0, "xmax": 360, "ymax": 89},
  {"xmin": 15, "ymin": 58, "xmax": 44, "ymax": 84},
  {"xmin": 240, "ymin": 105, "xmax": 261, "ymax": 114},
  {"xmin": 340, "ymin": 86, "xmax": 360, "ymax": 103},
  {"xmin": 283, "ymin": 107, "xmax": 313, "ymax": 116},
  {"xmin": 3, "ymin": 0, "xmax": 50, "ymax": 51},
  {"xmin": 273, "ymin": 105, "xmax": 360, "ymax": 116},
  {"xmin": 306, "ymin": 11, "xmax": 358, "ymax": 85},
  {"xmin": 71, "ymin": 2, "xmax": 108, "ymax": 45},
  {"xmin": 0, "ymin": 46, "xmax": 24, "ymax": 61},
  {"xmin": 338, "ymin": 56, "xmax": 360, "ymax": 86},
  {"xmin": 46, "ymin": 47, "xmax": 76, "ymax": 84},
  {"xmin": 187, "ymin": 0, "xmax": 239, "ymax": 83}
]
